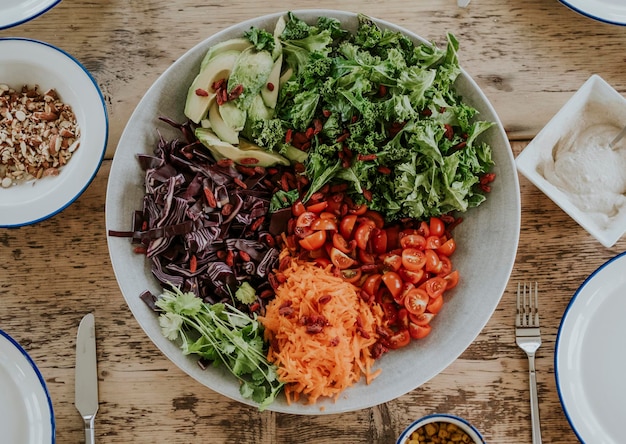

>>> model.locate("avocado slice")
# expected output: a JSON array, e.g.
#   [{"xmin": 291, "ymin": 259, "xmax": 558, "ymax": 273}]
[
  {"xmin": 196, "ymin": 128, "xmax": 289, "ymax": 167},
  {"xmin": 219, "ymin": 101, "xmax": 247, "ymax": 132},
  {"xmin": 261, "ymin": 54, "xmax": 282, "ymax": 109},
  {"xmin": 184, "ymin": 50, "xmax": 240, "ymax": 124},
  {"xmin": 227, "ymin": 47, "xmax": 274, "ymax": 109},
  {"xmin": 208, "ymin": 100, "xmax": 240, "ymax": 145},
  {"xmin": 281, "ymin": 144, "xmax": 308, "ymax": 164},
  {"xmin": 200, "ymin": 38, "xmax": 253, "ymax": 70},
  {"xmin": 247, "ymin": 94, "xmax": 273, "ymax": 121}
]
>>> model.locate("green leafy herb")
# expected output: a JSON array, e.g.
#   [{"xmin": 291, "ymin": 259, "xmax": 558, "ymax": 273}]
[
  {"xmin": 235, "ymin": 281, "xmax": 257, "ymax": 304},
  {"xmin": 270, "ymin": 13, "xmax": 495, "ymax": 220},
  {"xmin": 156, "ymin": 286, "xmax": 283, "ymax": 410}
]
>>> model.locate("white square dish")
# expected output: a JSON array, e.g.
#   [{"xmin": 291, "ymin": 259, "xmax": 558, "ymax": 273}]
[{"xmin": 516, "ymin": 74, "xmax": 626, "ymax": 248}]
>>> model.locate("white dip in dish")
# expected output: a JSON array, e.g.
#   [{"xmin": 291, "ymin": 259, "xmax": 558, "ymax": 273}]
[{"xmin": 538, "ymin": 103, "xmax": 626, "ymax": 229}]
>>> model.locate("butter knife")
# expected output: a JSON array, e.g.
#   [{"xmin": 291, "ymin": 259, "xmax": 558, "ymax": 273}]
[{"xmin": 75, "ymin": 313, "xmax": 99, "ymax": 444}]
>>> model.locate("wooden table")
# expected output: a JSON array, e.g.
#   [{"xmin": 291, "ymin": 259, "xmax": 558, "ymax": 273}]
[{"xmin": 2, "ymin": 1, "xmax": 626, "ymax": 443}]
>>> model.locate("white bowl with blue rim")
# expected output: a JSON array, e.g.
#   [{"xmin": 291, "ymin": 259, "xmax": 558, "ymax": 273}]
[
  {"xmin": 0, "ymin": 0, "xmax": 61, "ymax": 30},
  {"xmin": 0, "ymin": 38, "xmax": 108, "ymax": 227},
  {"xmin": 397, "ymin": 413, "xmax": 485, "ymax": 443}
]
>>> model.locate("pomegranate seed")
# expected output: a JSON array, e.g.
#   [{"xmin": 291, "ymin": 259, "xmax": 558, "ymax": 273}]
[
  {"xmin": 266, "ymin": 82, "xmax": 275, "ymax": 91},
  {"xmin": 195, "ymin": 88, "xmax": 209, "ymax": 97},
  {"xmin": 239, "ymin": 157, "xmax": 260, "ymax": 165}
]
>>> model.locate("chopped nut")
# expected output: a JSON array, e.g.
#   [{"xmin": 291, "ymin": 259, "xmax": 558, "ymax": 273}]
[{"xmin": 0, "ymin": 84, "xmax": 80, "ymax": 186}]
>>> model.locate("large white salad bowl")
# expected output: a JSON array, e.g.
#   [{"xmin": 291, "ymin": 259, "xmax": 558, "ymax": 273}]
[{"xmin": 106, "ymin": 10, "xmax": 520, "ymax": 414}]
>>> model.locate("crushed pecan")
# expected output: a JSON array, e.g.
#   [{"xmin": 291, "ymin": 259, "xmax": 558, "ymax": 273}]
[{"xmin": 0, "ymin": 84, "xmax": 80, "ymax": 187}]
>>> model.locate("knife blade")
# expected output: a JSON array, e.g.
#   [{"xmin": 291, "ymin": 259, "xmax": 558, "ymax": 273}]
[{"xmin": 75, "ymin": 313, "xmax": 98, "ymax": 444}]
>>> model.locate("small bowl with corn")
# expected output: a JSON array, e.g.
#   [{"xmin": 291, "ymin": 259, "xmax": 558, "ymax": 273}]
[{"xmin": 397, "ymin": 413, "xmax": 485, "ymax": 444}]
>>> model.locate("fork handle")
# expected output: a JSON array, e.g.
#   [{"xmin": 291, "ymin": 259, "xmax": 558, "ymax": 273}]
[{"xmin": 527, "ymin": 354, "xmax": 542, "ymax": 444}]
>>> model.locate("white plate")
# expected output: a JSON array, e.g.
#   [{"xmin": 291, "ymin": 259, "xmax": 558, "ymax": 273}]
[
  {"xmin": 0, "ymin": 0, "xmax": 60, "ymax": 30},
  {"xmin": 559, "ymin": 0, "xmax": 626, "ymax": 26},
  {"xmin": 106, "ymin": 10, "xmax": 520, "ymax": 414},
  {"xmin": 556, "ymin": 252, "xmax": 626, "ymax": 443},
  {"xmin": 0, "ymin": 330, "xmax": 54, "ymax": 443},
  {"xmin": 0, "ymin": 38, "xmax": 108, "ymax": 227}
]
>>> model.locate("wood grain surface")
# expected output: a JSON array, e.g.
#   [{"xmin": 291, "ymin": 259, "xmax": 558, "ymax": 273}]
[
  {"xmin": 3, "ymin": 141, "xmax": 624, "ymax": 443},
  {"xmin": 2, "ymin": 0, "xmax": 626, "ymax": 158},
  {"xmin": 2, "ymin": 1, "xmax": 626, "ymax": 442}
]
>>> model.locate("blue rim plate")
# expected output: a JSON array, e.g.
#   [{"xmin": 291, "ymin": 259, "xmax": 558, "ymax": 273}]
[
  {"xmin": 0, "ymin": 0, "xmax": 61, "ymax": 30},
  {"xmin": 0, "ymin": 330, "xmax": 55, "ymax": 443},
  {"xmin": 555, "ymin": 251, "xmax": 626, "ymax": 443},
  {"xmin": 0, "ymin": 38, "xmax": 108, "ymax": 228},
  {"xmin": 558, "ymin": 0, "xmax": 626, "ymax": 26}
]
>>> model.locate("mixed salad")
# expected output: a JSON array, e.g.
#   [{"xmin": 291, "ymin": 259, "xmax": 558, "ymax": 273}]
[{"xmin": 109, "ymin": 12, "xmax": 496, "ymax": 410}]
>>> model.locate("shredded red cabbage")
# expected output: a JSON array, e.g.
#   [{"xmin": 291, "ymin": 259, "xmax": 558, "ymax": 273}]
[{"xmin": 109, "ymin": 117, "xmax": 285, "ymax": 315}]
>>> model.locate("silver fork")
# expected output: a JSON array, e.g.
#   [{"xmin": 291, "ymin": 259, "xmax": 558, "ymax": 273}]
[{"xmin": 516, "ymin": 282, "xmax": 542, "ymax": 444}]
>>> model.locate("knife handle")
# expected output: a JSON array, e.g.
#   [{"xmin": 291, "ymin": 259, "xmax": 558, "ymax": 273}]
[{"xmin": 83, "ymin": 415, "xmax": 96, "ymax": 444}]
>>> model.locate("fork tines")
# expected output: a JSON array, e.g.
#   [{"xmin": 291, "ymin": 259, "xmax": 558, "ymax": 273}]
[{"xmin": 516, "ymin": 282, "xmax": 540, "ymax": 328}]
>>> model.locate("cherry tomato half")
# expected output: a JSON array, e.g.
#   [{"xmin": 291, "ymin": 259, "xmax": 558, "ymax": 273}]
[
  {"xmin": 443, "ymin": 270, "xmax": 459, "ymax": 289},
  {"xmin": 383, "ymin": 253, "xmax": 402, "ymax": 272},
  {"xmin": 329, "ymin": 247, "xmax": 356, "ymax": 270},
  {"xmin": 362, "ymin": 274, "xmax": 382, "ymax": 297},
  {"xmin": 311, "ymin": 218, "xmax": 338, "ymax": 231},
  {"xmin": 387, "ymin": 329, "xmax": 411, "ymax": 349},
  {"xmin": 381, "ymin": 271, "xmax": 404, "ymax": 302},
  {"xmin": 425, "ymin": 235, "xmax": 442, "ymax": 250},
  {"xmin": 423, "ymin": 276, "xmax": 447, "ymax": 299},
  {"xmin": 339, "ymin": 214, "xmax": 358, "ymax": 240},
  {"xmin": 424, "ymin": 249, "xmax": 443, "ymax": 273},
  {"xmin": 426, "ymin": 295, "xmax": 444, "ymax": 314},
  {"xmin": 429, "ymin": 216, "xmax": 445, "ymax": 237},
  {"xmin": 370, "ymin": 228, "xmax": 388, "ymax": 255},
  {"xmin": 332, "ymin": 233, "xmax": 354, "ymax": 254},
  {"xmin": 409, "ymin": 312, "xmax": 435, "ymax": 327},
  {"xmin": 306, "ymin": 201, "xmax": 328, "ymax": 213},
  {"xmin": 398, "ymin": 268, "xmax": 424, "ymax": 285},
  {"xmin": 400, "ymin": 234, "xmax": 426, "ymax": 250},
  {"xmin": 409, "ymin": 322, "xmax": 432, "ymax": 339},
  {"xmin": 299, "ymin": 230, "xmax": 326, "ymax": 251},
  {"xmin": 354, "ymin": 221, "xmax": 375, "ymax": 250},
  {"xmin": 292, "ymin": 201, "xmax": 306, "ymax": 217},
  {"xmin": 438, "ymin": 238, "xmax": 456, "ymax": 256},
  {"xmin": 401, "ymin": 248, "xmax": 427, "ymax": 271},
  {"xmin": 404, "ymin": 288, "xmax": 429, "ymax": 316}
]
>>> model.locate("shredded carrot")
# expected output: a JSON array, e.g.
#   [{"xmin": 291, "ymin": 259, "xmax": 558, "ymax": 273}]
[{"xmin": 259, "ymin": 258, "xmax": 384, "ymax": 405}]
